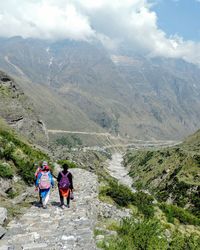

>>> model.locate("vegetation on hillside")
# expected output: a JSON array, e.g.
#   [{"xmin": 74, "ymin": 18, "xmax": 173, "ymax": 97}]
[
  {"xmin": 57, "ymin": 159, "xmax": 77, "ymax": 169},
  {"xmin": 99, "ymin": 175, "xmax": 154, "ymax": 218},
  {"xmin": 0, "ymin": 118, "xmax": 50, "ymax": 184},
  {"xmin": 124, "ymin": 131, "xmax": 200, "ymax": 217},
  {"xmin": 99, "ymin": 217, "xmax": 200, "ymax": 250},
  {"xmin": 96, "ymin": 130, "xmax": 200, "ymax": 249},
  {"xmin": 98, "ymin": 171, "xmax": 200, "ymax": 249},
  {"xmin": 55, "ymin": 135, "xmax": 82, "ymax": 149}
]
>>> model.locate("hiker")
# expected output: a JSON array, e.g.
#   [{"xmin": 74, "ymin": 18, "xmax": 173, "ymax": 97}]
[
  {"xmin": 57, "ymin": 163, "xmax": 73, "ymax": 209},
  {"xmin": 35, "ymin": 161, "xmax": 48, "ymax": 203},
  {"xmin": 34, "ymin": 161, "xmax": 42, "ymax": 203},
  {"xmin": 34, "ymin": 161, "xmax": 42, "ymax": 180},
  {"xmin": 35, "ymin": 162, "xmax": 54, "ymax": 209}
]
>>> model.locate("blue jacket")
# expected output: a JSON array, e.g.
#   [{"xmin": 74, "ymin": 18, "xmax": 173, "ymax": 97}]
[{"xmin": 36, "ymin": 171, "xmax": 54, "ymax": 188}]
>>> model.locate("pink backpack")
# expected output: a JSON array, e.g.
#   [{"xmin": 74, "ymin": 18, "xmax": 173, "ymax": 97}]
[{"xmin": 39, "ymin": 172, "xmax": 51, "ymax": 189}]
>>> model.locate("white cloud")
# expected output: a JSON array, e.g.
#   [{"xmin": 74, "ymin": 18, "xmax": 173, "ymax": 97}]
[
  {"xmin": 0, "ymin": 0, "xmax": 95, "ymax": 40},
  {"xmin": 0, "ymin": 0, "xmax": 199, "ymax": 65}
]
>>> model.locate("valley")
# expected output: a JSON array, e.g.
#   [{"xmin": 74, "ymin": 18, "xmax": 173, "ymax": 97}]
[
  {"xmin": 106, "ymin": 153, "xmax": 134, "ymax": 191},
  {"xmin": 0, "ymin": 37, "xmax": 200, "ymax": 249},
  {"xmin": 0, "ymin": 114, "xmax": 200, "ymax": 249},
  {"xmin": 0, "ymin": 0, "xmax": 200, "ymax": 248}
]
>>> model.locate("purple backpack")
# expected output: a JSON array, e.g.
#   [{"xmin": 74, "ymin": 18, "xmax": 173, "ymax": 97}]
[{"xmin": 59, "ymin": 172, "xmax": 70, "ymax": 189}]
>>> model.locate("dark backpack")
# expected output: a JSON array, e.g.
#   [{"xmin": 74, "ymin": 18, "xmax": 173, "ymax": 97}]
[{"xmin": 59, "ymin": 172, "xmax": 70, "ymax": 189}]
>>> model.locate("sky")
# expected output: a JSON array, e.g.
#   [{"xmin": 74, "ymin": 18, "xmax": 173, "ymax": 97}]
[
  {"xmin": 0, "ymin": 0, "xmax": 200, "ymax": 65},
  {"xmin": 153, "ymin": 0, "xmax": 200, "ymax": 42}
]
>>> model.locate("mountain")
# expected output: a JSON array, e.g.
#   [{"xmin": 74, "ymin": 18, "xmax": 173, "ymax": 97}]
[
  {"xmin": 124, "ymin": 130, "xmax": 200, "ymax": 216},
  {"xmin": 111, "ymin": 54, "xmax": 200, "ymax": 139},
  {"xmin": 0, "ymin": 37, "xmax": 200, "ymax": 141},
  {"xmin": 0, "ymin": 70, "xmax": 48, "ymax": 147}
]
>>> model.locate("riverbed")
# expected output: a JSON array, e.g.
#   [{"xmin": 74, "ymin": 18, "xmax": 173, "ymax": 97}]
[{"xmin": 107, "ymin": 153, "xmax": 136, "ymax": 192}]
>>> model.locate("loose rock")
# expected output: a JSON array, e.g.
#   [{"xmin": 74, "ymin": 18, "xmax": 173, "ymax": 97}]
[
  {"xmin": 0, "ymin": 226, "xmax": 6, "ymax": 238},
  {"xmin": 0, "ymin": 208, "xmax": 7, "ymax": 225}
]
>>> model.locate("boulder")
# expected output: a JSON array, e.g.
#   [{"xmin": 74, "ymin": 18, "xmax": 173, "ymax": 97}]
[
  {"xmin": 0, "ymin": 208, "xmax": 7, "ymax": 225},
  {"xmin": 0, "ymin": 226, "xmax": 6, "ymax": 238},
  {"xmin": 0, "ymin": 178, "xmax": 12, "ymax": 193}
]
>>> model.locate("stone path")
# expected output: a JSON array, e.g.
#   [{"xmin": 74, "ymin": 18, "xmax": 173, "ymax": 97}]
[
  {"xmin": 107, "ymin": 153, "xmax": 136, "ymax": 192},
  {"xmin": 0, "ymin": 169, "xmax": 99, "ymax": 250}
]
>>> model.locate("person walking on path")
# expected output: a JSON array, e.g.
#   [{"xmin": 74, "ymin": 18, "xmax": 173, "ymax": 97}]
[
  {"xmin": 35, "ymin": 162, "xmax": 54, "ymax": 209},
  {"xmin": 34, "ymin": 161, "xmax": 42, "ymax": 180},
  {"xmin": 57, "ymin": 163, "xmax": 73, "ymax": 209}
]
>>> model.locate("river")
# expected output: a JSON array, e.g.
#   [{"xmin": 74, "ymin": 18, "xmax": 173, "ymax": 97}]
[{"xmin": 107, "ymin": 153, "xmax": 136, "ymax": 192}]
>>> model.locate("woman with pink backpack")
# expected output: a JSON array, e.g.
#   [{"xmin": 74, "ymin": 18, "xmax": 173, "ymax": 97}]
[
  {"xmin": 57, "ymin": 163, "xmax": 73, "ymax": 209},
  {"xmin": 35, "ymin": 161, "xmax": 54, "ymax": 209}
]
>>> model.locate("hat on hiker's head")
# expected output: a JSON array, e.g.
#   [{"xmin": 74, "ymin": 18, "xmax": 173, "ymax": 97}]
[
  {"xmin": 44, "ymin": 165, "xmax": 50, "ymax": 171},
  {"xmin": 42, "ymin": 161, "xmax": 48, "ymax": 166}
]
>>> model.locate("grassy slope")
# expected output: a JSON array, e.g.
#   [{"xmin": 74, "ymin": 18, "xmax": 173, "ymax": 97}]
[
  {"xmin": 0, "ymin": 118, "xmax": 51, "ymax": 220},
  {"xmin": 124, "ymin": 130, "xmax": 200, "ymax": 216},
  {"xmin": 0, "ymin": 118, "xmax": 49, "ymax": 184},
  {"xmin": 98, "ymin": 168, "xmax": 200, "ymax": 249}
]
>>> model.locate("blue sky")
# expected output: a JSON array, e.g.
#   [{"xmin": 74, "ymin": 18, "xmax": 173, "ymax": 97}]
[{"xmin": 153, "ymin": 0, "xmax": 200, "ymax": 41}]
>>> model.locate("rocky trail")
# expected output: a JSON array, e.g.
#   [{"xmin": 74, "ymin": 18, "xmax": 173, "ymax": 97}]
[
  {"xmin": 0, "ymin": 154, "xmax": 136, "ymax": 250},
  {"xmin": 0, "ymin": 169, "xmax": 99, "ymax": 250},
  {"xmin": 48, "ymin": 130, "xmax": 180, "ymax": 149}
]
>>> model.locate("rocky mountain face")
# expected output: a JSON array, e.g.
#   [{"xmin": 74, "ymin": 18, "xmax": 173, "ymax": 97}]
[
  {"xmin": 0, "ymin": 37, "xmax": 200, "ymax": 140},
  {"xmin": 113, "ymin": 55, "xmax": 200, "ymax": 139},
  {"xmin": 0, "ymin": 71, "xmax": 48, "ymax": 147}
]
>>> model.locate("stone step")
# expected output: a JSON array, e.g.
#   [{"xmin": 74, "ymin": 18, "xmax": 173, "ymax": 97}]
[{"xmin": 2, "ymin": 169, "xmax": 99, "ymax": 250}]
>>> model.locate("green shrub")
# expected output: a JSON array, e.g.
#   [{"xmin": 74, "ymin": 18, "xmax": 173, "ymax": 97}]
[
  {"xmin": 106, "ymin": 180, "xmax": 134, "ymax": 207},
  {"xmin": 0, "ymin": 162, "xmax": 13, "ymax": 178},
  {"xmin": 170, "ymin": 232, "xmax": 200, "ymax": 250},
  {"xmin": 139, "ymin": 151, "xmax": 154, "ymax": 166},
  {"xmin": 159, "ymin": 203, "xmax": 200, "ymax": 226},
  {"xmin": 101, "ymin": 217, "xmax": 200, "ymax": 250},
  {"xmin": 15, "ymin": 159, "xmax": 35, "ymax": 184},
  {"xmin": 191, "ymin": 192, "xmax": 200, "ymax": 217},
  {"xmin": 132, "ymin": 192, "xmax": 154, "ymax": 218},
  {"xmin": 57, "ymin": 159, "xmax": 77, "ymax": 169},
  {"xmin": 3, "ymin": 142, "xmax": 15, "ymax": 160},
  {"xmin": 102, "ymin": 179, "xmax": 154, "ymax": 218},
  {"xmin": 102, "ymin": 218, "xmax": 168, "ymax": 250},
  {"xmin": 0, "ymin": 127, "xmax": 49, "ymax": 184},
  {"xmin": 55, "ymin": 135, "xmax": 82, "ymax": 148}
]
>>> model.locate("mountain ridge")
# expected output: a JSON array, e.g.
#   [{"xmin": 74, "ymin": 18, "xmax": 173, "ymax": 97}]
[{"xmin": 0, "ymin": 37, "xmax": 200, "ymax": 141}]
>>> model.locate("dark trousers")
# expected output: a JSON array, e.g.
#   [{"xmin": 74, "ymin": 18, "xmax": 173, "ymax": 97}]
[
  {"xmin": 59, "ymin": 189, "xmax": 70, "ymax": 205},
  {"xmin": 39, "ymin": 191, "xmax": 42, "ymax": 204}
]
